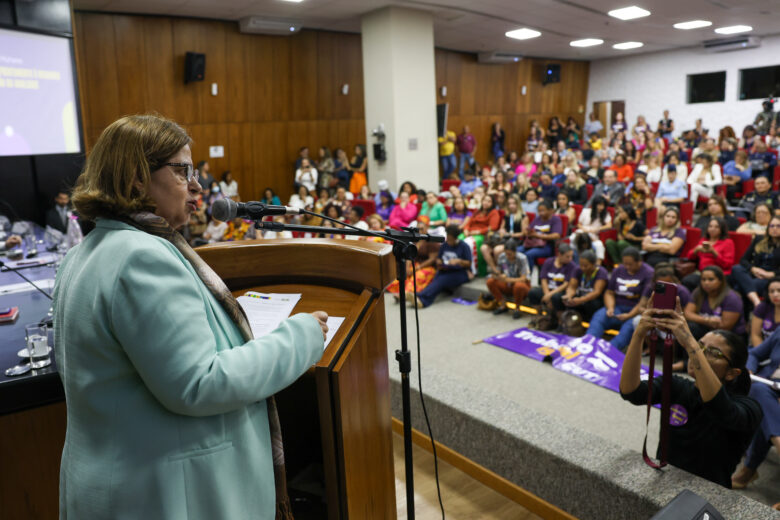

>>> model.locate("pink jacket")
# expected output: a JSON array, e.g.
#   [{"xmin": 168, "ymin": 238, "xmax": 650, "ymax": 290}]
[{"xmin": 389, "ymin": 203, "xmax": 419, "ymax": 229}]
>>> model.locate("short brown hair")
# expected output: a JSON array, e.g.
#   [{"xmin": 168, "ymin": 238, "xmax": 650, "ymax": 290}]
[{"xmin": 72, "ymin": 114, "xmax": 191, "ymax": 221}]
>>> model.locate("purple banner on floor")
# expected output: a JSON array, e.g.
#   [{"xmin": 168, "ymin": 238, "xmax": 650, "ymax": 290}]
[{"xmin": 483, "ymin": 328, "xmax": 658, "ymax": 394}]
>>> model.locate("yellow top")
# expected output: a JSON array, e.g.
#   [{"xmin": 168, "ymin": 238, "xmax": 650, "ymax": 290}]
[{"xmin": 438, "ymin": 130, "xmax": 456, "ymax": 156}]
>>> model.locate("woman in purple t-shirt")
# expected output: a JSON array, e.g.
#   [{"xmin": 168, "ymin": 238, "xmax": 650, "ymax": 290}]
[
  {"xmin": 684, "ymin": 266, "xmax": 746, "ymax": 340},
  {"xmin": 750, "ymin": 277, "xmax": 780, "ymax": 348}
]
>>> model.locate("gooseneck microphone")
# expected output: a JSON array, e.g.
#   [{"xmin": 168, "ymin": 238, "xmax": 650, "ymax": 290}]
[{"xmin": 211, "ymin": 198, "xmax": 301, "ymax": 222}]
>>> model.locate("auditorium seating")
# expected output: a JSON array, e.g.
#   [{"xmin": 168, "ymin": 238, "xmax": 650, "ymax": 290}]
[
  {"xmin": 679, "ymin": 226, "xmax": 701, "ymax": 258},
  {"xmin": 442, "ymin": 179, "xmax": 460, "ymax": 192},
  {"xmin": 645, "ymin": 207, "xmax": 657, "ymax": 229},
  {"xmin": 729, "ymin": 231, "xmax": 752, "ymax": 263},
  {"xmin": 679, "ymin": 201, "xmax": 694, "ymax": 227},
  {"xmin": 352, "ymin": 199, "xmax": 376, "ymax": 217}
]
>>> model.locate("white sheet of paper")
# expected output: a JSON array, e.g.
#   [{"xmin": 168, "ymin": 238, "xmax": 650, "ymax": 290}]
[
  {"xmin": 0, "ymin": 278, "xmax": 55, "ymax": 296},
  {"xmin": 2, "ymin": 253, "xmax": 57, "ymax": 270},
  {"xmin": 324, "ymin": 317, "xmax": 345, "ymax": 349},
  {"xmin": 236, "ymin": 292, "xmax": 302, "ymax": 339}
]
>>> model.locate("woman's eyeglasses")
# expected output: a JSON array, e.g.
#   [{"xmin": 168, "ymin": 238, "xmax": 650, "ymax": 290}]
[
  {"xmin": 699, "ymin": 343, "xmax": 733, "ymax": 366},
  {"xmin": 164, "ymin": 163, "xmax": 197, "ymax": 183}
]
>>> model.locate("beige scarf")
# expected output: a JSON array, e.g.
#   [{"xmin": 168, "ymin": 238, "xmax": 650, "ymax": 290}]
[{"xmin": 125, "ymin": 212, "xmax": 294, "ymax": 520}]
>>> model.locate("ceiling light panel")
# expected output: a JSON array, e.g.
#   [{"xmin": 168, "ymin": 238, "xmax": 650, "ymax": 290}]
[
  {"xmin": 607, "ymin": 6, "xmax": 650, "ymax": 20},
  {"xmin": 570, "ymin": 38, "xmax": 604, "ymax": 48},
  {"xmin": 505, "ymin": 28, "xmax": 542, "ymax": 40},
  {"xmin": 673, "ymin": 20, "xmax": 712, "ymax": 30},
  {"xmin": 715, "ymin": 25, "xmax": 753, "ymax": 35},
  {"xmin": 613, "ymin": 41, "xmax": 643, "ymax": 50}
]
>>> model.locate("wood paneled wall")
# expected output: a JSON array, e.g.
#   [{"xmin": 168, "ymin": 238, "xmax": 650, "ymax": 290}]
[
  {"xmin": 434, "ymin": 50, "xmax": 590, "ymax": 167},
  {"xmin": 74, "ymin": 12, "xmax": 365, "ymax": 201},
  {"xmin": 74, "ymin": 12, "xmax": 589, "ymax": 200}
]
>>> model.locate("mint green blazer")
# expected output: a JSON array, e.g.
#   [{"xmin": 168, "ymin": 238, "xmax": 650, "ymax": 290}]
[{"xmin": 53, "ymin": 219, "xmax": 324, "ymax": 519}]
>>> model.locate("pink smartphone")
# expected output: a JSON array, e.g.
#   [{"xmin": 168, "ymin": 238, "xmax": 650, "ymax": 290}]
[{"xmin": 653, "ymin": 281, "xmax": 677, "ymax": 311}]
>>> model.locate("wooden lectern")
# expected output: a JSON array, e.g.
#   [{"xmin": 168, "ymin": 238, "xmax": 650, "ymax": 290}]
[{"xmin": 197, "ymin": 238, "xmax": 397, "ymax": 519}]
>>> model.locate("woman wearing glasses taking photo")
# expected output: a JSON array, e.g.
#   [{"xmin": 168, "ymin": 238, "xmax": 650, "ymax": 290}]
[
  {"xmin": 54, "ymin": 115, "xmax": 328, "ymax": 519},
  {"xmin": 620, "ymin": 298, "xmax": 762, "ymax": 488}
]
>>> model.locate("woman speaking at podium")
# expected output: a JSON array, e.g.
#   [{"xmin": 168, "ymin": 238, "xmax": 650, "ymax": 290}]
[{"xmin": 53, "ymin": 115, "xmax": 328, "ymax": 519}]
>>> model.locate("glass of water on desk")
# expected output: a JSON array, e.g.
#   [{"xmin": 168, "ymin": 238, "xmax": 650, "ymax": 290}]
[{"xmin": 25, "ymin": 323, "xmax": 51, "ymax": 370}]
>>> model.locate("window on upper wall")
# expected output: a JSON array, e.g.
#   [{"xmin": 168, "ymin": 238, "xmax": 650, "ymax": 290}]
[
  {"xmin": 687, "ymin": 71, "xmax": 726, "ymax": 103},
  {"xmin": 739, "ymin": 65, "xmax": 780, "ymax": 100}
]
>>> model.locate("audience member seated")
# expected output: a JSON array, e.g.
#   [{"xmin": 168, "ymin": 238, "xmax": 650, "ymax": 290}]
[
  {"xmin": 333, "ymin": 186, "xmax": 353, "ymax": 215},
  {"xmin": 294, "ymin": 146, "xmax": 309, "ymax": 170},
  {"xmin": 553, "ymin": 250, "xmax": 608, "ymax": 322},
  {"xmin": 294, "ymin": 158, "xmax": 319, "ymax": 194},
  {"xmin": 737, "ymin": 202, "xmax": 772, "ymax": 237},
  {"xmin": 749, "ymin": 277, "xmax": 780, "ymax": 348},
  {"xmin": 261, "ymin": 187, "xmax": 281, "ymax": 206},
  {"xmin": 387, "ymin": 217, "xmax": 440, "ymax": 297},
  {"xmin": 694, "ymin": 196, "xmax": 741, "ymax": 233},
  {"xmin": 388, "ymin": 191, "xmax": 418, "ymax": 229},
  {"xmin": 397, "ymin": 181, "xmax": 418, "ymax": 203},
  {"xmin": 730, "ymin": 215, "xmax": 780, "ymax": 307},
  {"xmin": 621, "ymin": 312, "xmax": 761, "ymax": 489},
  {"xmin": 571, "ymin": 195, "xmax": 610, "ymax": 262},
  {"xmin": 45, "ymin": 190, "xmax": 72, "ymax": 234},
  {"xmin": 684, "ymin": 217, "xmax": 736, "ymax": 290},
  {"xmin": 447, "ymin": 196, "xmax": 470, "ymax": 232},
  {"xmin": 731, "ymin": 327, "xmax": 780, "ymax": 502},
  {"xmin": 605, "ymin": 205, "xmax": 646, "ymax": 265},
  {"xmin": 688, "ymin": 154, "xmax": 721, "ymax": 203},
  {"xmin": 684, "ymin": 266, "xmax": 745, "ymax": 343},
  {"xmin": 654, "ymin": 165, "xmax": 687, "ymax": 209},
  {"xmin": 420, "ymin": 191, "xmax": 448, "ymax": 230},
  {"xmin": 459, "ymin": 169, "xmax": 482, "ymax": 196},
  {"xmin": 516, "ymin": 200, "xmax": 562, "ymax": 267},
  {"xmin": 633, "ymin": 264, "xmax": 692, "ymax": 338},
  {"xmin": 586, "ymin": 169, "xmax": 624, "ymax": 207},
  {"xmin": 608, "ymin": 153, "xmax": 633, "ymax": 184},
  {"xmin": 521, "ymin": 189, "xmax": 539, "ymax": 214},
  {"xmin": 411, "ymin": 225, "xmax": 471, "ymax": 308},
  {"xmin": 343, "ymin": 206, "xmax": 368, "ymax": 240},
  {"xmin": 562, "ymin": 169, "xmax": 588, "ymax": 205},
  {"xmin": 584, "ymin": 156, "xmax": 604, "ymax": 184},
  {"xmin": 356, "ymin": 184, "xmax": 372, "ymax": 201},
  {"xmin": 537, "ymin": 173, "xmax": 559, "ymax": 202},
  {"xmin": 223, "ymin": 217, "xmax": 254, "ymax": 241},
  {"xmin": 219, "ymin": 170, "xmax": 239, "ymax": 200},
  {"xmin": 628, "ymin": 174, "xmax": 654, "ymax": 216},
  {"xmin": 491, "ymin": 171, "xmax": 513, "ymax": 194},
  {"xmin": 373, "ymin": 180, "xmax": 397, "ymax": 206},
  {"xmin": 486, "ymin": 238, "xmax": 532, "ymax": 319},
  {"xmin": 642, "ymin": 207, "xmax": 686, "ymax": 266},
  {"xmin": 185, "ymin": 203, "xmax": 207, "ymax": 245},
  {"xmin": 662, "ymin": 154, "xmax": 688, "ymax": 182},
  {"xmin": 461, "ymin": 194, "xmax": 501, "ymax": 274},
  {"xmin": 376, "ymin": 190, "xmax": 394, "ymax": 222},
  {"xmin": 639, "ymin": 155, "xmax": 663, "ymax": 184},
  {"xmin": 587, "ymin": 247, "xmax": 654, "ymax": 350},
  {"xmin": 723, "ymin": 150, "xmax": 752, "ymax": 200},
  {"xmin": 528, "ymin": 244, "xmax": 576, "ymax": 329},
  {"xmin": 288, "ymin": 185, "xmax": 314, "ymax": 213},
  {"xmin": 319, "ymin": 203, "xmax": 344, "ymax": 239},
  {"xmin": 515, "ymin": 153, "xmax": 537, "ymax": 179},
  {"xmin": 554, "ymin": 192, "xmax": 576, "ymax": 226},
  {"xmin": 481, "ymin": 194, "xmax": 525, "ymax": 275},
  {"xmin": 749, "ymin": 139, "xmax": 777, "ymax": 179},
  {"xmin": 736, "ymin": 175, "xmax": 775, "ymax": 218}
]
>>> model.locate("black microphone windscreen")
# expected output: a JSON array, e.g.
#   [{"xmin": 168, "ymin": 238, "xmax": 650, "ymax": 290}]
[{"xmin": 211, "ymin": 198, "xmax": 236, "ymax": 222}]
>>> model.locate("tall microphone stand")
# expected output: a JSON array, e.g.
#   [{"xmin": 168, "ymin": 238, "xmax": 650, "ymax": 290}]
[{"xmin": 253, "ymin": 212, "xmax": 443, "ymax": 520}]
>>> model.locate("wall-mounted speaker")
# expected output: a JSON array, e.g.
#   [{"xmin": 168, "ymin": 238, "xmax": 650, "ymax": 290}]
[
  {"xmin": 185, "ymin": 52, "xmax": 206, "ymax": 83},
  {"xmin": 543, "ymin": 64, "xmax": 560, "ymax": 86}
]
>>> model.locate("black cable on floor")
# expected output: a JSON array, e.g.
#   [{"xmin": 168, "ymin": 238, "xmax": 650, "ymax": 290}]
[{"xmin": 411, "ymin": 262, "xmax": 445, "ymax": 520}]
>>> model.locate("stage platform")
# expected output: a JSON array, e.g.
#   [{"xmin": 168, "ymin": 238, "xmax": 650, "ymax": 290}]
[{"xmin": 384, "ymin": 280, "xmax": 780, "ymax": 519}]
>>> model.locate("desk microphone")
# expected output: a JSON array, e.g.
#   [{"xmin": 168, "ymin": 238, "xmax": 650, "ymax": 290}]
[
  {"xmin": 212, "ymin": 199, "xmax": 301, "ymax": 222},
  {"xmin": 0, "ymin": 260, "xmax": 53, "ymax": 301}
]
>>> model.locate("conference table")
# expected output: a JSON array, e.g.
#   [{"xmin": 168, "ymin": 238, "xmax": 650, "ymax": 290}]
[{"xmin": 0, "ymin": 235, "xmax": 66, "ymax": 519}]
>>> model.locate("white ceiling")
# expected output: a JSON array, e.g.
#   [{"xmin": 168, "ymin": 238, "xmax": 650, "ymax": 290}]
[{"xmin": 72, "ymin": 0, "xmax": 780, "ymax": 60}]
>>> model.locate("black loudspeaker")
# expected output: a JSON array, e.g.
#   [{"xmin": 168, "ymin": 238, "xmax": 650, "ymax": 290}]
[
  {"xmin": 650, "ymin": 490, "xmax": 725, "ymax": 520},
  {"xmin": 543, "ymin": 63, "xmax": 560, "ymax": 86},
  {"xmin": 184, "ymin": 52, "xmax": 206, "ymax": 83}
]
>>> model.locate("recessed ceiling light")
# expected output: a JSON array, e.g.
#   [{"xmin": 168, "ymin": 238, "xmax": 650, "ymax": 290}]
[
  {"xmin": 280, "ymin": 0, "xmax": 303, "ymax": 2},
  {"xmin": 505, "ymin": 28, "xmax": 542, "ymax": 40},
  {"xmin": 607, "ymin": 6, "xmax": 650, "ymax": 20},
  {"xmin": 715, "ymin": 25, "xmax": 753, "ymax": 35},
  {"xmin": 570, "ymin": 38, "xmax": 604, "ymax": 48},
  {"xmin": 673, "ymin": 20, "xmax": 712, "ymax": 30},
  {"xmin": 613, "ymin": 41, "xmax": 644, "ymax": 50}
]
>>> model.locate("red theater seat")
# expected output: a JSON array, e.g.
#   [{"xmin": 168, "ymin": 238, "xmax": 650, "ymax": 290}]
[
  {"xmin": 679, "ymin": 226, "xmax": 701, "ymax": 258},
  {"xmin": 680, "ymin": 201, "xmax": 693, "ymax": 227},
  {"xmin": 352, "ymin": 199, "xmax": 376, "ymax": 218},
  {"xmin": 441, "ymin": 179, "xmax": 459, "ymax": 192},
  {"xmin": 645, "ymin": 207, "xmax": 657, "ymax": 229},
  {"xmin": 729, "ymin": 231, "xmax": 752, "ymax": 263}
]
